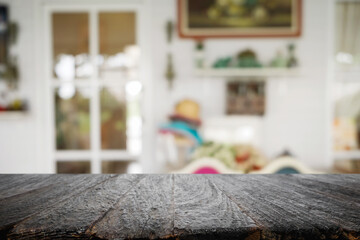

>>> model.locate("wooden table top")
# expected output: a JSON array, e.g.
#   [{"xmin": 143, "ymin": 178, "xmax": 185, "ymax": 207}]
[{"xmin": 0, "ymin": 174, "xmax": 359, "ymax": 239}]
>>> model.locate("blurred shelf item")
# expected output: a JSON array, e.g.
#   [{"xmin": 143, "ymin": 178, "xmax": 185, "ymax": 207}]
[
  {"xmin": 0, "ymin": 111, "xmax": 28, "ymax": 120},
  {"xmin": 333, "ymin": 150, "xmax": 360, "ymax": 160},
  {"xmin": 194, "ymin": 68, "xmax": 301, "ymax": 78}
]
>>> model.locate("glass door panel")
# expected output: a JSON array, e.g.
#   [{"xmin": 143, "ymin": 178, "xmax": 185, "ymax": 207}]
[
  {"xmin": 101, "ymin": 160, "xmax": 131, "ymax": 173},
  {"xmin": 52, "ymin": 13, "xmax": 92, "ymax": 80},
  {"xmin": 57, "ymin": 161, "xmax": 91, "ymax": 173},
  {"xmin": 55, "ymin": 86, "xmax": 91, "ymax": 150},
  {"xmin": 126, "ymin": 81, "xmax": 142, "ymax": 155},
  {"xmin": 99, "ymin": 11, "xmax": 142, "ymax": 154},
  {"xmin": 100, "ymin": 87, "xmax": 127, "ymax": 150},
  {"xmin": 100, "ymin": 83, "xmax": 142, "ymax": 153},
  {"xmin": 98, "ymin": 12, "xmax": 138, "ymax": 80}
]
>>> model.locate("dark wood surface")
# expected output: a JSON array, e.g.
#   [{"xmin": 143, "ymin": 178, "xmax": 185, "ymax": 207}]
[{"xmin": 0, "ymin": 174, "xmax": 359, "ymax": 239}]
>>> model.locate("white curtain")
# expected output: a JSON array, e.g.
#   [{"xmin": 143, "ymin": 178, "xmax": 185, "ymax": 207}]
[{"xmin": 336, "ymin": 1, "xmax": 360, "ymax": 64}]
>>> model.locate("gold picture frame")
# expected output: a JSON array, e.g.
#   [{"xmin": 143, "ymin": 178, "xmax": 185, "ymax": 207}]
[{"xmin": 178, "ymin": 0, "xmax": 302, "ymax": 39}]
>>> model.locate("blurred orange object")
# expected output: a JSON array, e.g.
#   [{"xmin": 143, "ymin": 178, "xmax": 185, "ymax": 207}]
[{"xmin": 172, "ymin": 99, "xmax": 200, "ymax": 122}]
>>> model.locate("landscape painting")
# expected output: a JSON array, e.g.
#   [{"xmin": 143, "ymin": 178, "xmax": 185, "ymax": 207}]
[{"xmin": 178, "ymin": 0, "xmax": 301, "ymax": 38}]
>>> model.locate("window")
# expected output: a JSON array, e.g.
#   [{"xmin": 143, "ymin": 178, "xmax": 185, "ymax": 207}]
[{"xmin": 47, "ymin": 7, "xmax": 144, "ymax": 174}]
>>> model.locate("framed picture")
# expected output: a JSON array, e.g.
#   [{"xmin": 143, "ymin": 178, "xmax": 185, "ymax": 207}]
[
  {"xmin": 226, "ymin": 80, "xmax": 265, "ymax": 115},
  {"xmin": 178, "ymin": 0, "xmax": 302, "ymax": 39},
  {"xmin": 0, "ymin": 5, "xmax": 8, "ymax": 64}
]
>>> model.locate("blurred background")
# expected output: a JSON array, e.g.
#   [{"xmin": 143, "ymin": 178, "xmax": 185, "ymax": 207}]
[{"xmin": 0, "ymin": 0, "xmax": 359, "ymax": 174}]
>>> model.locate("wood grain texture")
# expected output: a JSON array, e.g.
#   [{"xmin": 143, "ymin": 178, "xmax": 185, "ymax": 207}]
[
  {"xmin": 0, "ymin": 175, "xmax": 111, "ymax": 235},
  {"xmin": 174, "ymin": 175, "xmax": 259, "ymax": 239},
  {"xmin": 0, "ymin": 175, "xmax": 99, "ymax": 200},
  {"xmin": 8, "ymin": 175, "xmax": 143, "ymax": 239},
  {"xmin": 0, "ymin": 175, "xmax": 56, "ymax": 200},
  {"xmin": 88, "ymin": 175, "xmax": 174, "ymax": 239},
  {"xmin": 209, "ymin": 175, "xmax": 360, "ymax": 239},
  {"xmin": 256, "ymin": 175, "xmax": 360, "ymax": 234},
  {"xmin": 0, "ymin": 174, "xmax": 359, "ymax": 240}
]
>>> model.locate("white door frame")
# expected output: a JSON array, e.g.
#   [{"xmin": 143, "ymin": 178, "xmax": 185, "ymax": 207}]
[{"xmin": 34, "ymin": 0, "xmax": 154, "ymax": 173}]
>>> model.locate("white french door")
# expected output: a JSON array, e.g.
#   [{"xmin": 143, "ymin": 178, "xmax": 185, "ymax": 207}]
[{"xmin": 41, "ymin": 1, "xmax": 152, "ymax": 174}]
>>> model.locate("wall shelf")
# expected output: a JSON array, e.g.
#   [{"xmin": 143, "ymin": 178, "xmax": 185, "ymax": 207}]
[{"xmin": 195, "ymin": 68, "xmax": 301, "ymax": 78}]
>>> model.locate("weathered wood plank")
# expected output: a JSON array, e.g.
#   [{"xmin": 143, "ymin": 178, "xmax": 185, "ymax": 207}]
[
  {"xmin": 0, "ymin": 175, "xmax": 51, "ymax": 198},
  {"xmin": 0, "ymin": 174, "xmax": 111, "ymax": 234},
  {"xmin": 173, "ymin": 175, "xmax": 259, "ymax": 239},
  {"xmin": 0, "ymin": 174, "xmax": 359, "ymax": 239},
  {"xmin": 0, "ymin": 174, "xmax": 80, "ymax": 200},
  {"xmin": 296, "ymin": 174, "xmax": 360, "ymax": 190},
  {"xmin": 8, "ymin": 175, "xmax": 143, "ymax": 239},
  {"xmin": 253, "ymin": 175, "xmax": 359, "ymax": 238},
  {"xmin": 273, "ymin": 174, "xmax": 360, "ymax": 206},
  {"xmin": 209, "ymin": 175, "xmax": 359, "ymax": 239},
  {"xmin": 293, "ymin": 174, "xmax": 360, "ymax": 198},
  {"xmin": 88, "ymin": 175, "xmax": 174, "ymax": 239},
  {"xmin": 255, "ymin": 175, "xmax": 360, "ymax": 235}
]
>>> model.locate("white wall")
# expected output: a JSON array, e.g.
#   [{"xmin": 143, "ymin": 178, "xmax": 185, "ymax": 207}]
[
  {"xmin": 0, "ymin": 0, "xmax": 42, "ymax": 173},
  {"xmin": 0, "ymin": 0, "xmax": 332, "ymax": 173},
  {"xmin": 151, "ymin": 0, "xmax": 331, "ymax": 170}
]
